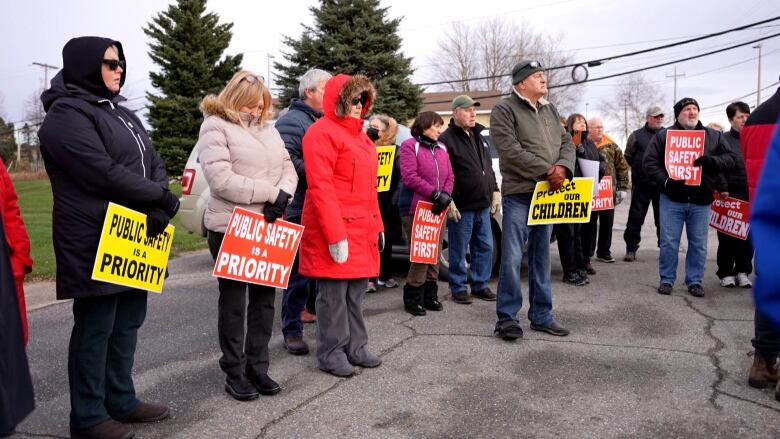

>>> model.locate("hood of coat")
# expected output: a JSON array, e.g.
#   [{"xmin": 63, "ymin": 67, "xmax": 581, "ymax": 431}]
[
  {"xmin": 200, "ymin": 95, "xmax": 246, "ymax": 125},
  {"xmin": 323, "ymin": 73, "xmax": 376, "ymax": 131},
  {"xmin": 61, "ymin": 36, "xmax": 126, "ymax": 100},
  {"xmin": 41, "ymin": 70, "xmax": 127, "ymax": 112}
]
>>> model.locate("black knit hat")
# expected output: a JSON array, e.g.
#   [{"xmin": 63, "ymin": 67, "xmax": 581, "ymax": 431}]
[{"xmin": 673, "ymin": 97, "xmax": 699, "ymax": 119}]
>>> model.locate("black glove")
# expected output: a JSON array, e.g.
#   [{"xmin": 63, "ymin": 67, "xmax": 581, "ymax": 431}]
[
  {"xmin": 431, "ymin": 191, "xmax": 452, "ymax": 215},
  {"xmin": 692, "ymin": 155, "xmax": 717, "ymax": 169},
  {"xmin": 146, "ymin": 208, "xmax": 170, "ymax": 238},
  {"xmin": 263, "ymin": 190, "xmax": 292, "ymax": 223},
  {"xmin": 159, "ymin": 189, "xmax": 180, "ymax": 218}
]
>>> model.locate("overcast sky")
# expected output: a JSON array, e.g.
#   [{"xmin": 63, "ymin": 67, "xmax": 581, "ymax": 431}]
[{"xmin": 2, "ymin": 0, "xmax": 779, "ymax": 143}]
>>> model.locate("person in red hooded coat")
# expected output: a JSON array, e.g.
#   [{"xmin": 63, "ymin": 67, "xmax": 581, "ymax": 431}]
[{"xmin": 300, "ymin": 73, "xmax": 384, "ymax": 377}]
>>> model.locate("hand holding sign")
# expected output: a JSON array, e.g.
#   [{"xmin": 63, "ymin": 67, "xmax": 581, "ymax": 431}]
[
  {"xmin": 665, "ymin": 130, "xmax": 705, "ymax": 186},
  {"xmin": 410, "ymin": 201, "xmax": 446, "ymax": 264},
  {"xmin": 692, "ymin": 155, "xmax": 716, "ymax": 169},
  {"xmin": 547, "ymin": 165, "xmax": 568, "ymax": 190}
]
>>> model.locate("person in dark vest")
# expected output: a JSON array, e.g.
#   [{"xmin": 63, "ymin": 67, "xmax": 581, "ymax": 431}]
[
  {"xmin": 623, "ymin": 105, "xmax": 665, "ymax": 262},
  {"xmin": 276, "ymin": 68, "xmax": 332, "ymax": 356},
  {"xmin": 0, "ymin": 157, "xmax": 35, "ymax": 437},
  {"xmin": 38, "ymin": 37, "xmax": 177, "ymax": 439}
]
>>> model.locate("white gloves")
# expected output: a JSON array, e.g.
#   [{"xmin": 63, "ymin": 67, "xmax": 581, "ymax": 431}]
[
  {"xmin": 447, "ymin": 202, "xmax": 461, "ymax": 223},
  {"xmin": 378, "ymin": 232, "xmax": 385, "ymax": 252},
  {"xmin": 329, "ymin": 239, "xmax": 349, "ymax": 264},
  {"xmin": 616, "ymin": 191, "xmax": 627, "ymax": 205},
  {"xmin": 490, "ymin": 191, "xmax": 502, "ymax": 215}
]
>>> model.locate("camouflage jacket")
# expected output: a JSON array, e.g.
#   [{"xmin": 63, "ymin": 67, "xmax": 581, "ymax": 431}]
[{"xmin": 595, "ymin": 133, "xmax": 630, "ymax": 192}]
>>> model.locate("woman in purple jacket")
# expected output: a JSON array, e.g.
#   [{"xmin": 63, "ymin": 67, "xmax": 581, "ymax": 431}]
[{"xmin": 399, "ymin": 111, "xmax": 455, "ymax": 316}]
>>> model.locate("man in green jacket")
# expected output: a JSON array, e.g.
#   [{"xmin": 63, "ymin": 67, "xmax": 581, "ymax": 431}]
[{"xmin": 490, "ymin": 60, "xmax": 575, "ymax": 340}]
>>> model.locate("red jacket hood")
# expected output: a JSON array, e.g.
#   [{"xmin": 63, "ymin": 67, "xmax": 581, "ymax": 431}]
[{"xmin": 323, "ymin": 73, "xmax": 376, "ymax": 133}]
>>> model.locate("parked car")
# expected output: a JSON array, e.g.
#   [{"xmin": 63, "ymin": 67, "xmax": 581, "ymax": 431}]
[{"xmin": 178, "ymin": 126, "xmax": 503, "ymax": 280}]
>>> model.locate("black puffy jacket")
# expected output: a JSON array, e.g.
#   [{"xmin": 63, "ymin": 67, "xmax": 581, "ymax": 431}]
[
  {"xmin": 625, "ymin": 124, "xmax": 661, "ymax": 187},
  {"xmin": 722, "ymin": 128, "xmax": 750, "ymax": 201},
  {"xmin": 643, "ymin": 121, "xmax": 736, "ymax": 205},
  {"xmin": 275, "ymin": 99, "xmax": 322, "ymax": 221},
  {"xmin": 38, "ymin": 37, "xmax": 169, "ymax": 299}
]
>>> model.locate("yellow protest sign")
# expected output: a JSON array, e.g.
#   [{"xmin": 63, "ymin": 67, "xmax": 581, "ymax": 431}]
[
  {"xmin": 376, "ymin": 145, "xmax": 396, "ymax": 192},
  {"xmin": 528, "ymin": 177, "xmax": 594, "ymax": 225},
  {"xmin": 91, "ymin": 202, "xmax": 175, "ymax": 293}
]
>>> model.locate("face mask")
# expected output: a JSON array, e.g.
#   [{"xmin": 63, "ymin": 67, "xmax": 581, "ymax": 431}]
[
  {"xmin": 239, "ymin": 112, "xmax": 259, "ymax": 125},
  {"xmin": 366, "ymin": 127, "xmax": 380, "ymax": 141}
]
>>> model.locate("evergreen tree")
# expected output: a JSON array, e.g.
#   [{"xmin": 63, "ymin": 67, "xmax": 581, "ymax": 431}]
[
  {"xmin": 276, "ymin": 0, "xmax": 421, "ymax": 122},
  {"xmin": 144, "ymin": 0, "xmax": 242, "ymax": 175},
  {"xmin": 0, "ymin": 117, "xmax": 16, "ymax": 163}
]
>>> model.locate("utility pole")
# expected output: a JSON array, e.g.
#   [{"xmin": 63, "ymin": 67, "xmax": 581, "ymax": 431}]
[
  {"xmin": 585, "ymin": 102, "xmax": 589, "ymax": 119},
  {"xmin": 267, "ymin": 54, "xmax": 275, "ymax": 95},
  {"xmin": 32, "ymin": 62, "xmax": 59, "ymax": 88},
  {"xmin": 666, "ymin": 66, "xmax": 685, "ymax": 104},
  {"xmin": 754, "ymin": 43, "xmax": 763, "ymax": 106}
]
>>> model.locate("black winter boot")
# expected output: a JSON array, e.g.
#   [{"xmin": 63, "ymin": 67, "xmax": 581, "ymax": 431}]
[
  {"xmin": 423, "ymin": 281, "xmax": 443, "ymax": 311},
  {"xmin": 403, "ymin": 284, "xmax": 426, "ymax": 316}
]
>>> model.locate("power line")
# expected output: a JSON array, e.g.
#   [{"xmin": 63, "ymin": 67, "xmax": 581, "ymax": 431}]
[
  {"xmin": 417, "ymin": 16, "xmax": 780, "ymax": 87},
  {"xmin": 699, "ymin": 80, "xmax": 780, "ymax": 112}
]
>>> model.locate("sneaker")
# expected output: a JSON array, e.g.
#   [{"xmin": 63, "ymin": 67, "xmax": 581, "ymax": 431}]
[
  {"xmin": 366, "ymin": 281, "xmax": 377, "ymax": 293},
  {"xmin": 530, "ymin": 321, "xmax": 570, "ymax": 337},
  {"xmin": 624, "ymin": 251, "xmax": 636, "ymax": 262},
  {"xmin": 471, "ymin": 287, "xmax": 497, "ymax": 301},
  {"xmin": 301, "ymin": 309, "xmax": 316, "ymax": 324},
  {"xmin": 225, "ymin": 375, "xmax": 260, "ymax": 401},
  {"xmin": 657, "ymin": 283, "xmax": 673, "ymax": 295},
  {"xmin": 246, "ymin": 369, "xmax": 282, "ymax": 396},
  {"xmin": 115, "ymin": 402, "xmax": 170, "ymax": 423},
  {"xmin": 377, "ymin": 278, "xmax": 399, "ymax": 288},
  {"xmin": 494, "ymin": 322, "xmax": 523, "ymax": 340},
  {"xmin": 70, "ymin": 419, "xmax": 134, "ymax": 439},
  {"xmin": 736, "ymin": 273, "xmax": 752, "ymax": 288},
  {"xmin": 720, "ymin": 276, "xmax": 736, "ymax": 288},
  {"xmin": 584, "ymin": 262, "xmax": 596, "ymax": 275},
  {"xmin": 576, "ymin": 269, "xmax": 591, "ymax": 284},
  {"xmin": 452, "ymin": 292, "xmax": 473, "ymax": 304},
  {"xmin": 562, "ymin": 272, "xmax": 587, "ymax": 286},
  {"xmin": 688, "ymin": 284, "xmax": 705, "ymax": 298},
  {"xmin": 283, "ymin": 335, "xmax": 310, "ymax": 355},
  {"xmin": 596, "ymin": 254, "xmax": 615, "ymax": 263}
]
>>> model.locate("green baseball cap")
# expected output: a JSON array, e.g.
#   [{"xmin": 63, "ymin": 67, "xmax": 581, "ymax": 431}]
[
  {"xmin": 452, "ymin": 94, "xmax": 481, "ymax": 109},
  {"xmin": 511, "ymin": 60, "xmax": 544, "ymax": 84}
]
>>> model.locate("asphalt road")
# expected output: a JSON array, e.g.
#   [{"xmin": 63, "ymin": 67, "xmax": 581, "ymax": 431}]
[{"xmin": 11, "ymin": 201, "xmax": 780, "ymax": 438}]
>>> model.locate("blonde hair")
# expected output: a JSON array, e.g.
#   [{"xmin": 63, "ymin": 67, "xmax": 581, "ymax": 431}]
[
  {"xmin": 206, "ymin": 70, "xmax": 273, "ymax": 126},
  {"xmin": 369, "ymin": 114, "xmax": 398, "ymax": 146}
]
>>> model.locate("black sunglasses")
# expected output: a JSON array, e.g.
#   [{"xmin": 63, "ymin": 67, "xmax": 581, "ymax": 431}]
[
  {"xmin": 351, "ymin": 93, "xmax": 369, "ymax": 106},
  {"xmin": 102, "ymin": 59, "xmax": 126, "ymax": 72},
  {"xmin": 526, "ymin": 60, "xmax": 543, "ymax": 69}
]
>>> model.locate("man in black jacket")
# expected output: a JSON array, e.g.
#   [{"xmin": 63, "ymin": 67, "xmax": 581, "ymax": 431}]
[
  {"xmin": 276, "ymin": 68, "xmax": 332, "ymax": 356},
  {"xmin": 623, "ymin": 105, "xmax": 665, "ymax": 261},
  {"xmin": 439, "ymin": 95, "xmax": 499, "ymax": 304},
  {"xmin": 643, "ymin": 97, "xmax": 736, "ymax": 298},
  {"xmin": 718, "ymin": 101, "xmax": 753, "ymax": 288}
]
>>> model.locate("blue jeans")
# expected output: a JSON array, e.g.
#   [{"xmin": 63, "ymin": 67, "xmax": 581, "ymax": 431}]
[
  {"xmin": 447, "ymin": 207, "xmax": 494, "ymax": 294},
  {"xmin": 496, "ymin": 194, "xmax": 554, "ymax": 326},
  {"xmin": 658, "ymin": 194, "xmax": 710, "ymax": 286}
]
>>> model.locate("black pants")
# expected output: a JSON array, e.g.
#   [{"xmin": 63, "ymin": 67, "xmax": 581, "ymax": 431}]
[
  {"xmin": 623, "ymin": 183, "xmax": 660, "ymax": 252},
  {"xmin": 716, "ymin": 232, "xmax": 754, "ymax": 278},
  {"xmin": 753, "ymin": 309, "xmax": 780, "ymax": 360},
  {"xmin": 68, "ymin": 290, "xmax": 147, "ymax": 429},
  {"xmin": 555, "ymin": 223, "xmax": 585, "ymax": 274},
  {"xmin": 584, "ymin": 209, "xmax": 614, "ymax": 260},
  {"xmin": 379, "ymin": 207, "xmax": 401, "ymax": 282},
  {"xmin": 208, "ymin": 231, "xmax": 275, "ymax": 378}
]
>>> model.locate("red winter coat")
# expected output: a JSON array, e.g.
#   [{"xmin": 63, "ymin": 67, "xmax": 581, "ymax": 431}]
[
  {"xmin": 742, "ymin": 87, "xmax": 780, "ymax": 201},
  {"xmin": 0, "ymin": 159, "xmax": 33, "ymax": 344},
  {"xmin": 299, "ymin": 74, "xmax": 383, "ymax": 279}
]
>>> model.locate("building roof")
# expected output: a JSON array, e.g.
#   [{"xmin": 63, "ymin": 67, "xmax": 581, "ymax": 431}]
[{"xmin": 421, "ymin": 90, "xmax": 504, "ymax": 113}]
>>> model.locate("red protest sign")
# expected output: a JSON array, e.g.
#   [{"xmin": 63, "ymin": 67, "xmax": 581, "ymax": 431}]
[
  {"xmin": 213, "ymin": 207, "xmax": 304, "ymax": 288},
  {"xmin": 665, "ymin": 130, "xmax": 705, "ymax": 186},
  {"xmin": 410, "ymin": 201, "xmax": 446, "ymax": 264},
  {"xmin": 591, "ymin": 176, "xmax": 614, "ymax": 211},
  {"xmin": 709, "ymin": 194, "xmax": 750, "ymax": 240}
]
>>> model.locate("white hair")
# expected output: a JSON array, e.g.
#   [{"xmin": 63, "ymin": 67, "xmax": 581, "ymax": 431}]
[{"xmin": 298, "ymin": 68, "xmax": 332, "ymax": 99}]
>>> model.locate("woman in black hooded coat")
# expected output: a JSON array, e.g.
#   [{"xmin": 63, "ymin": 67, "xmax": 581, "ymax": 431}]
[{"xmin": 38, "ymin": 37, "xmax": 178, "ymax": 439}]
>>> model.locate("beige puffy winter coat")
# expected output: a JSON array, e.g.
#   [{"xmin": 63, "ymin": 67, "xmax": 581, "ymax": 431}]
[{"xmin": 197, "ymin": 96, "xmax": 298, "ymax": 233}]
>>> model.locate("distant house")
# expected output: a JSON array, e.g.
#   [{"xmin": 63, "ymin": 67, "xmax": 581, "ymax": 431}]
[{"xmin": 419, "ymin": 90, "xmax": 504, "ymax": 127}]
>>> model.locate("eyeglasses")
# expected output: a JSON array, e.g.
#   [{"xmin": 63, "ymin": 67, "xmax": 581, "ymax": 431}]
[
  {"xmin": 351, "ymin": 93, "xmax": 369, "ymax": 106},
  {"xmin": 242, "ymin": 74, "xmax": 264, "ymax": 84},
  {"xmin": 102, "ymin": 59, "xmax": 126, "ymax": 72}
]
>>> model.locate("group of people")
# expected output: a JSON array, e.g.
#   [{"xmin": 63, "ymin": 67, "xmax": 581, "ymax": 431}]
[{"xmin": 3, "ymin": 34, "xmax": 780, "ymax": 439}]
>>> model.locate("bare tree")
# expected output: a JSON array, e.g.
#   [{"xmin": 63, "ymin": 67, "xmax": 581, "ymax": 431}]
[
  {"xmin": 427, "ymin": 18, "xmax": 585, "ymax": 114},
  {"xmin": 599, "ymin": 73, "xmax": 666, "ymax": 144},
  {"xmin": 23, "ymin": 88, "xmax": 45, "ymax": 146}
]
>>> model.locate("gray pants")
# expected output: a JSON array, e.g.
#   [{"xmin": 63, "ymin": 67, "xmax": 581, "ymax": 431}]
[{"xmin": 316, "ymin": 278, "xmax": 372, "ymax": 371}]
